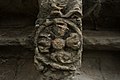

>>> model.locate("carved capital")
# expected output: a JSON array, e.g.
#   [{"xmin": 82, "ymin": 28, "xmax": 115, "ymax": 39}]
[{"xmin": 34, "ymin": 0, "xmax": 82, "ymax": 79}]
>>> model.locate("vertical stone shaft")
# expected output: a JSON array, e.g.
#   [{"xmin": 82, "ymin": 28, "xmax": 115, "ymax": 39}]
[{"xmin": 34, "ymin": 0, "xmax": 82, "ymax": 80}]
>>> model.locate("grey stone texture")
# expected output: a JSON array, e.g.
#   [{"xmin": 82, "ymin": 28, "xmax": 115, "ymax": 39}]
[
  {"xmin": 34, "ymin": 0, "xmax": 83, "ymax": 79},
  {"xmin": 0, "ymin": 48, "xmax": 120, "ymax": 80},
  {"xmin": 83, "ymin": 0, "xmax": 120, "ymax": 30}
]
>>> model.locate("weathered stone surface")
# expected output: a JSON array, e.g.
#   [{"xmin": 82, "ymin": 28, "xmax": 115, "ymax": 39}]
[
  {"xmin": 83, "ymin": 0, "xmax": 120, "ymax": 30},
  {"xmin": 0, "ymin": 0, "xmax": 119, "ymax": 79},
  {"xmin": 0, "ymin": 50, "xmax": 120, "ymax": 80},
  {"xmin": 15, "ymin": 59, "xmax": 39, "ymax": 80},
  {"xmin": 34, "ymin": 0, "xmax": 83, "ymax": 80},
  {"xmin": 0, "ymin": 59, "xmax": 17, "ymax": 80},
  {"xmin": 0, "ymin": 0, "xmax": 38, "ymax": 28},
  {"xmin": 0, "ymin": 0, "xmax": 38, "ymax": 16},
  {"xmin": 0, "ymin": 30, "xmax": 120, "ymax": 50},
  {"xmin": 82, "ymin": 51, "xmax": 120, "ymax": 80},
  {"xmin": 83, "ymin": 31, "xmax": 120, "ymax": 50},
  {"xmin": 0, "ymin": 0, "xmax": 120, "ymax": 30}
]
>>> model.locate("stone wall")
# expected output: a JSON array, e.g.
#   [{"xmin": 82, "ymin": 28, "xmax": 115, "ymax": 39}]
[
  {"xmin": 83, "ymin": 0, "xmax": 120, "ymax": 30},
  {"xmin": 0, "ymin": 0, "xmax": 120, "ymax": 30},
  {"xmin": 0, "ymin": 0, "xmax": 38, "ymax": 28}
]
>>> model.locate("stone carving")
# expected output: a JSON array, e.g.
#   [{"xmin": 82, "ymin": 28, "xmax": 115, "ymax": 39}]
[{"xmin": 34, "ymin": 0, "xmax": 82, "ymax": 79}]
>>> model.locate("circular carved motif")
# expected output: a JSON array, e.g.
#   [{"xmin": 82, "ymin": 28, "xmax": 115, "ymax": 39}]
[
  {"xmin": 52, "ymin": 38, "xmax": 65, "ymax": 49},
  {"xmin": 34, "ymin": 18, "xmax": 82, "ymax": 71}
]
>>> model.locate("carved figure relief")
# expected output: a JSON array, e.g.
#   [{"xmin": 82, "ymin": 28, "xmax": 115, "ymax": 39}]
[{"xmin": 34, "ymin": 0, "xmax": 82, "ymax": 79}]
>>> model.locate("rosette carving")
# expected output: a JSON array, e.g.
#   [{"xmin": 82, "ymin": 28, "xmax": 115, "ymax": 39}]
[{"xmin": 34, "ymin": 0, "xmax": 82, "ymax": 79}]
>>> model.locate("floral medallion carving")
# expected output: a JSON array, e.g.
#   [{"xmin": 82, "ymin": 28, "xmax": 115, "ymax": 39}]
[{"xmin": 34, "ymin": 0, "xmax": 82, "ymax": 79}]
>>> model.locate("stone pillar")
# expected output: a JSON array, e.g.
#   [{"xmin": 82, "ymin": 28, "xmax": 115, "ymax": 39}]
[{"xmin": 34, "ymin": 0, "xmax": 83, "ymax": 80}]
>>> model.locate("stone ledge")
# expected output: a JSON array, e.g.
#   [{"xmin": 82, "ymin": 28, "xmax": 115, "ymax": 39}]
[
  {"xmin": 0, "ymin": 30, "xmax": 120, "ymax": 50},
  {"xmin": 83, "ymin": 30, "xmax": 120, "ymax": 50}
]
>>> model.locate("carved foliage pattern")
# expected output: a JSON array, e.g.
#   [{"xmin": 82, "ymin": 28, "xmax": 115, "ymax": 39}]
[{"xmin": 34, "ymin": 0, "xmax": 82, "ymax": 73}]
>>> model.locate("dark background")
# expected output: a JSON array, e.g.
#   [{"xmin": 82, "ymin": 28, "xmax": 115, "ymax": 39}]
[{"xmin": 0, "ymin": 0, "xmax": 120, "ymax": 30}]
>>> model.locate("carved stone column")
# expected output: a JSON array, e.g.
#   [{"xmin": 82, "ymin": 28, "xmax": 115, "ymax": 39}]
[{"xmin": 34, "ymin": 0, "xmax": 83, "ymax": 80}]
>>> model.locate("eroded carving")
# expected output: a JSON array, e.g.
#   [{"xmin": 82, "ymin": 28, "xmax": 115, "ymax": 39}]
[{"xmin": 34, "ymin": 0, "xmax": 82, "ymax": 79}]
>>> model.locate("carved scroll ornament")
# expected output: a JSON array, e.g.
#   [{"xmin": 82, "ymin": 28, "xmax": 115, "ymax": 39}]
[{"xmin": 34, "ymin": 0, "xmax": 82, "ymax": 79}]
